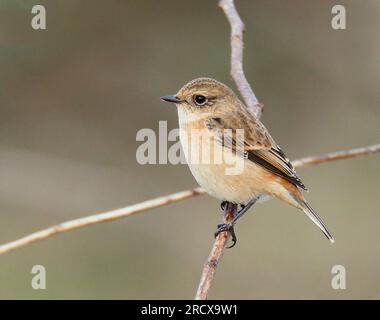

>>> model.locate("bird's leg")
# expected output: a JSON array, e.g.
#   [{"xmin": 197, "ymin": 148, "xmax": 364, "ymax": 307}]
[
  {"xmin": 214, "ymin": 197, "xmax": 258, "ymax": 248},
  {"xmin": 230, "ymin": 198, "xmax": 257, "ymax": 225}
]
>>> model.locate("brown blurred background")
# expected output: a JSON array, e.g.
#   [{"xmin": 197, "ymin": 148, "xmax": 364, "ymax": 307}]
[{"xmin": 0, "ymin": 0, "xmax": 379, "ymax": 299}]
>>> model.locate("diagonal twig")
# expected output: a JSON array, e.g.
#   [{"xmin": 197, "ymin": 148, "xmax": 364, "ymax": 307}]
[
  {"xmin": 291, "ymin": 144, "xmax": 380, "ymax": 167},
  {"xmin": 0, "ymin": 144, "xmax": 378, "ymax": 257},
  {"xmin": 0, "ymin": 188, "xmax": 205, "ymax": 255}
]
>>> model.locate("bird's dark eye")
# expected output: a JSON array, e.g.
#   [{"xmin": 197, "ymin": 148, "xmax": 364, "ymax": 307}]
[{"xmin": 194, "ymin": 95, "xmax": 207, "ymax": 106}]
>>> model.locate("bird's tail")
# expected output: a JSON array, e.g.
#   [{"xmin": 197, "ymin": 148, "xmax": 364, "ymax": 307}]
[
  {"xmin": 299, "ymin": 200, "xmax": 335, "ymax": 244},
  {"xmin": 273, "ymin": 181, "xmax": 335, "ymax": 243}
]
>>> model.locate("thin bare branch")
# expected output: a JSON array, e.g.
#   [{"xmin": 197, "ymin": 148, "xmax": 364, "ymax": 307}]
[
  {"xmin": 292, "ymin": 144, "xmax": 380, "ymax": 167},
  {"xmin": 0, "ymin": 188, "xmax": 205, "ymax": 256},
  {"xmin": 219, "ymin": 0, "xmax": 263, "ymax": 118},
  {"xmin": 0, "ymin": 145, "xmax": 377, "ymax": 257},
  {"xmin": 195, "ymin": 0, "xmax": 262, "ymax": 300},
  {"xmin": 195, "ymin": 202, "xmax": 237, "ymax": 300}
]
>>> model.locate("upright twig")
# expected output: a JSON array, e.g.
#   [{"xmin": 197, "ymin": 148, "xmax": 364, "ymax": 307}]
[
  {"xmin": 195, "ymin": 0, "xmax": 262, "ymax": 300},
  {"xmin": 195, "ymin": 202, "xmax": 237, "ymax": 300},
  {"xmin": 220, "ymin": 0, "xmax": 263, "ymax": 118}
]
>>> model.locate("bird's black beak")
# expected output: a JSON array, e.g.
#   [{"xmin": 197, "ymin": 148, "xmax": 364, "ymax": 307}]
[{"xmin": 160, "ymin": 95, "xmax": 181, "ymax": 103}]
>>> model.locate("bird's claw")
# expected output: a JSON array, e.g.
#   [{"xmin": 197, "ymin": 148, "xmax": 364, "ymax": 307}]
[{"xmin": 214, "ymin": 223, "xmax": 237, "ymax": 248}]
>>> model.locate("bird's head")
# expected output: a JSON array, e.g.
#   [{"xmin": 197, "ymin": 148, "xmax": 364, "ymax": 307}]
[{"xmin": 161, "ymin": 77, "xmax": 238, "ymax": 114}]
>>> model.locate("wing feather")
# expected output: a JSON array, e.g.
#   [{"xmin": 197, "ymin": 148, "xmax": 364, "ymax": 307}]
[{"xmin": 206, "ymin": 113, "xmax": 307, "ymax": 191}]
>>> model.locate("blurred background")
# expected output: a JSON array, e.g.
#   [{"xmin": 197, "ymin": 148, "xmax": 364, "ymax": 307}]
[{"xmin": 0, "ymin": 0, "xmax": 379, "ymax": 299}]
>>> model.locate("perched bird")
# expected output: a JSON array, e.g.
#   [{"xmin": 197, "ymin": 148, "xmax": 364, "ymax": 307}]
[{"xmin": 161, "ymin": 77, "xmax": 334, "ymax": 247}]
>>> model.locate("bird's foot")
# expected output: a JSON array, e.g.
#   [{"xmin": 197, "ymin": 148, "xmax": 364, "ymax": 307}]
[
  {"xmin": 214, "ymin": 223, "xmax": 237, "ymax": 248},
  {"xmin": 220, "ymin": 201, "xmax": 228, "ymax": 211}
]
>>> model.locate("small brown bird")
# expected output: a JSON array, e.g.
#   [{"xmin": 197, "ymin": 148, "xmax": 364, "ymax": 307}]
[{"xmin": 161, "ymin": 77, "xmax": 334, "ymax": 246}]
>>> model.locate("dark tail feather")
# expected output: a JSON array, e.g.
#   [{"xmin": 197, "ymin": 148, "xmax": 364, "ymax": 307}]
[{"xmin": 300, "ymin": 201, "xmax": 335, "ymax": 243}]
